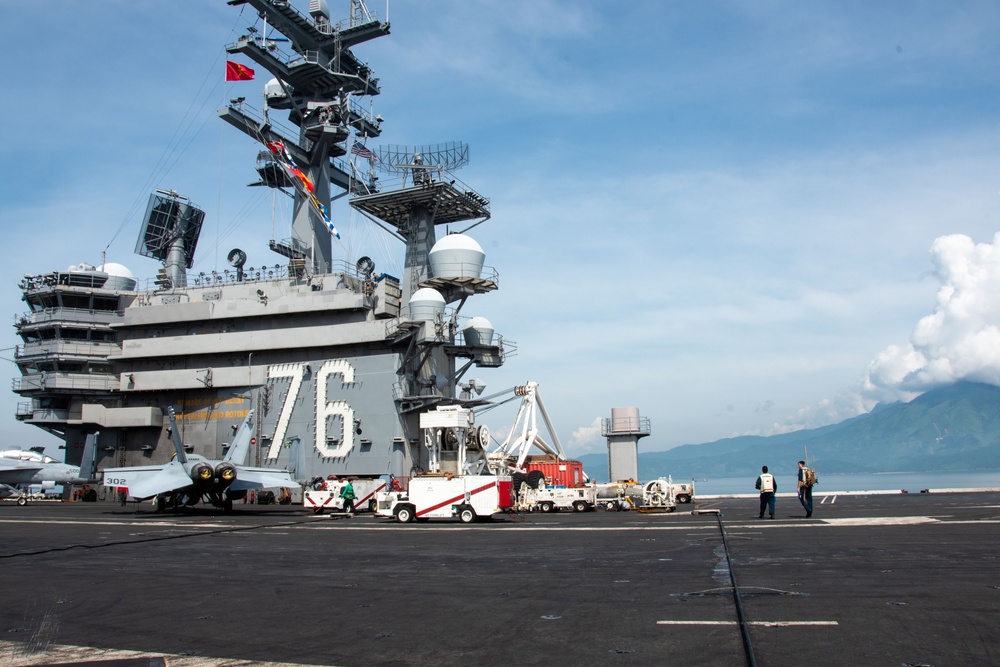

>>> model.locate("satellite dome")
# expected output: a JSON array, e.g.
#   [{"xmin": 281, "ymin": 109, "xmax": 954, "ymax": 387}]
[
  {"xmin": 100, "ymin": 262, "xmax": 138, "ymax": 290},
  {"xmin": 433, "ymin": 234, "xmax": 483, "ymax": 253},
  {"xmin": 429, "ymin": 233, "xmax": 485, "ymax": 280},
  {"xmin": 408, "ymin": 288, "xmax": 445, "ymax": 321},
  {"xmin": 463, "ymin": 316, "xmax": 494, "ymax": 346},
  {"xmin": 264, "ymin": 78, "xmax": 291, "ymax": 109},
  {"xmin": 101, "ymin": 262, "xmax": 135, "ymax": 280}
]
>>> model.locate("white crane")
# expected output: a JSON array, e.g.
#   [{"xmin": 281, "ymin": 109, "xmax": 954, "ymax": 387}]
[{"xmin": 487, "ymin": 381, "xmax": 567, "ymax": 474}]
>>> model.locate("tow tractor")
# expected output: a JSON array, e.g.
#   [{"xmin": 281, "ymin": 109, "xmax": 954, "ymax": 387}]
[
  {"xmin": 303, "ymin": 477, "xmax": 388, "ymax": 514},
  {"xmin": 375, "ymin": 406, "xmax": 513, "ymax": 523}
]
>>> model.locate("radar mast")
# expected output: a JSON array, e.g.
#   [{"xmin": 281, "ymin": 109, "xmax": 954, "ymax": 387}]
[{"xmin": 219, "ymin": 0, "xmax": 389, "ymax": 276}]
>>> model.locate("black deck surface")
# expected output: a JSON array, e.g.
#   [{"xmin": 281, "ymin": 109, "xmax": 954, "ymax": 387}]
[{"xmin": 1, "ymin": 491, "xmax": 998, "ymax": 666}]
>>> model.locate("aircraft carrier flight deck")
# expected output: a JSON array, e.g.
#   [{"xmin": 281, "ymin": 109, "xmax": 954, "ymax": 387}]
[{"xmin": 1, "ymin": 491, "xmax": 998, "ymax": 667}]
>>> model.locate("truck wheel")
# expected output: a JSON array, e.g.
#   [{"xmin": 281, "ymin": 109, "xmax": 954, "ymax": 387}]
[
  {"xmin": 539, "ymin": 501, "xmax": 554, "ymax": 513},
  {"xmin": 526, "ymin": 470, "xmax": 545, "ymax": 489},
  {"xmin": 396, "ymin": 505, "xmax": 415, "ymax": 523},
  {"xmin": 368, "ymin": 499, "xmax": 377, "ymax": 513},
  {"xmin": 511, "ymin": 472, "xmax": 526, "ymax": 492},
  {"xmin": 572, "ymin": 500, "xmax": 588, "ymax": 513},
  {"xmin": 17, "ymin": 496, "xmax": 28, "ymax": 507},
  {"xmin": 459, "ymin": 506, "xmax": 476, "ymax": 524},
  {"xmin": 605, "ymin": 501, "xmax": 616, "ymax": 512},
  {"xmin": 676, "ymin": 494, "xmax": 691, "ymax": 504}
]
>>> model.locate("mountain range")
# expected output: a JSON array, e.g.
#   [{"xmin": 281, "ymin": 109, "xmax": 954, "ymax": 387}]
[{"xmin": 578, "ymin": 381, "xmax": 1000, "ymax": 482}]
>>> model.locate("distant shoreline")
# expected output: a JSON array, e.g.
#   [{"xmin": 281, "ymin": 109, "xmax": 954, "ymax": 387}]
[{"xmin": 701, "ymin": 487, "xmax": 1000, "ymax": 500}]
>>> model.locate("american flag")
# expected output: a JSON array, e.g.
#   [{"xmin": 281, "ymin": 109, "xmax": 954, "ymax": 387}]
[{"xmin": 350, "ymin": 141, "xmax": 375, "ymax": 160}]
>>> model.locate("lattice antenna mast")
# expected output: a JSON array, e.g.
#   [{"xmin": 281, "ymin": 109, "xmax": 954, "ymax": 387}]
[
  {"xmin": 351, "ymin": 140, "xmax": 490, "ymax": 301},
  {"xmin": 377, "ymin": 142, "xmax": 469, "ymax": 182},
  {"xmin": 350, "ymin": 0, "xmax": 376, "ymax": 26}
]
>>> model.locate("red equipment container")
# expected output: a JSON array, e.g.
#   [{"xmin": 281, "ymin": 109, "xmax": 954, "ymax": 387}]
[{"xmin": 523, "ymin": 456, "xmax": 587, "ymax": 488}]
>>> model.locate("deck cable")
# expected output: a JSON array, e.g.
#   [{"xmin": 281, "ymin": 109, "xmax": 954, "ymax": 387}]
[
  {"xmin": 0, "ymin": 517, "xmax": 316, "ymax": 560},
  {"xmin": 697, "ymin": 509, "xmax": 758, "ymax": 667}
]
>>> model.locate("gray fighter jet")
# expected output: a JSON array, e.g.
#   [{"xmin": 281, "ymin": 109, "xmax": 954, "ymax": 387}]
[
  {"xmin": 0, "ymin": 448, "xmax": 88, "ymax": 506},
  {"xmin": 101, "ymin": 406, "xmax": 298, "ymax": 512}
]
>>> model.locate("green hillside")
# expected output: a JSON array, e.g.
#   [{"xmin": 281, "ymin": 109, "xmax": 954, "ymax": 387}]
[{"xmin": 578, "ymin": 382, "xmax": 1000, "ymax": 482}]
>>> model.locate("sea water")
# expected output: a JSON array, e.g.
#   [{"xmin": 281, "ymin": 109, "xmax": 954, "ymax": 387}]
[{"xmin": 686, "ymin": 470, "xmax": 1000, "ymax": 496}]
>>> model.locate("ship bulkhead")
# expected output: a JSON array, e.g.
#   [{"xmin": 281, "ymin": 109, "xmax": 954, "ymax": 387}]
[{"xmin": 101, "ymin": 267, "xmax": 415, "ymax": 481}]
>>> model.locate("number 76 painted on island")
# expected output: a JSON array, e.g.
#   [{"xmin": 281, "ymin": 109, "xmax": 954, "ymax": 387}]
[{"xmin": 266, "ymin": 360, "xmax": 356, "ymax": 459}]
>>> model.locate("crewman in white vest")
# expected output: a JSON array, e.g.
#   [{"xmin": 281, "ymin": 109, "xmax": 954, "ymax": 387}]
[{"xmin": 755, "ymin": 465, "xmax": 777, "ymax": 519}]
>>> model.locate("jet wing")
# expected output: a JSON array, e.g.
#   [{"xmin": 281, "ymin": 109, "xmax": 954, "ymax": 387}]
[
  {"xmin": 102, "ymin": 463, "xmax": 193, "ymax": 500},
  {"xmin": 230, "ymin": 466, "xmax": 300, "ymax": 492},
  {"xmin": 0, "ymin": 463, "xmax": 43, "ymax": 486}
]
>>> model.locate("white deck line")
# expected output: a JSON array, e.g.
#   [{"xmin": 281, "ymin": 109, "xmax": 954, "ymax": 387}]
[
  {"xmin": 699, "ymin": 487, "xmax": 1000, "ymax": 500},
  {"xmin": 0, "ymin": 640, "xmax": 340, "ymax": 667},
  {"xmin": 657, "ymin": 620, "xmax": 839, "ymax": 627}
]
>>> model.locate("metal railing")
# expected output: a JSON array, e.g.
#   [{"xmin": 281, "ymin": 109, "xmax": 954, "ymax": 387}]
[
  {"xmin": 16, "ymin": 307, "xmax": 124, "ymax": 327},
  {"xmin": 428, "ymin": 263, "xmax": 499, "ymax": 286},
  {"xmin": 15, "ymin": 340, "xmax": 117, "ymax": 359},
  {"xmin": 12, "ymin": 372, "xmax": 119, "ymax": 393},
  {"xmin": 602, "ymin": 416, "xmax": 652, "ymax": 437}
]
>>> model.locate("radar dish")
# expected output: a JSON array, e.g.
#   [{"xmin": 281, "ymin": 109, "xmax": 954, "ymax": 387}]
[
  {"xmin": 377, "ymin": 141, "xmax": 469, "ymax": 175},
  {"xmin": 227, "ymin": 248, "xmax": 247, "ymax": 268},
  {"xmin": 356, "ymin": 256, "xmax": 375, "ymax": 277},
  {"xmin": 134, "ymin": 190, "xmax": 204, "ymax": 268}
]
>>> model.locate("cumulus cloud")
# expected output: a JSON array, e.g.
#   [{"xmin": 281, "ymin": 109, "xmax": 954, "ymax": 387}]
[
  {"xmin": 566, "ymin": 416, "xmax": 605, "ymax": 455},
  {"xmin": 862, "ymin": 232, "xmax": 1000, "ymax": 402},
  {"xmin": 754, "ymin": 231, "xmax": 1000, "ymax": 437}
]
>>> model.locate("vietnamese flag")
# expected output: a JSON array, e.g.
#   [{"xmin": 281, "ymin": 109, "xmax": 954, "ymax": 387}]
[{"xmin": 226, "ymin": 61, "xmax": 255, "ymax": 81}]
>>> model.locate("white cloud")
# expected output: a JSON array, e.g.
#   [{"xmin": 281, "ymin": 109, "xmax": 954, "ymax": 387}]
[
  {"xmin": 863, "ymin": 232, "xmax": 1000, "ymax": 401},
  {"xmin": 567, "ymin": 416, "xmax": 605, "ymax": 456}
]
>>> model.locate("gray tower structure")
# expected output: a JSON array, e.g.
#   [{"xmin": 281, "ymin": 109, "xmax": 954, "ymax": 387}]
[
  {"xmin": 601, "ymin": 407, "xmax": 651, "ymax": 483},
  {"xmin": 351, "ymin": 142, "xmax": 500, "ymax": 416},
  {"xmin": 219, "ymin": 0, "xmax": 389, "ymax": 275}
]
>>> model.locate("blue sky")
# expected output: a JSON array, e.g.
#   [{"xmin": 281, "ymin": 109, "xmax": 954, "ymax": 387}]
[{"xmin": 4, "ymin": 1, "xmax": 1000, "ymax": 457}]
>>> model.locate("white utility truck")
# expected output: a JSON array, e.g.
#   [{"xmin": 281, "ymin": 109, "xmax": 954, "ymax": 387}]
[
  {"xmin": 375, "ymin": 405, "xmax": 513, "ymax": 523},
  {"xmin": 518, "ymin": 482, "xmax": 596, "ymax": 512},
  {"xmin": 375, "ymin": 473, "xmax": 513, "ymax": 523}
]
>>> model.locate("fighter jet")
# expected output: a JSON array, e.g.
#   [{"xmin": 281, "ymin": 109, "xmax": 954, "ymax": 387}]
[
  {"xmin": 101, "ymin": 406, "xmax": 298, "ymax": 512},
  {"xmin": 0, "ymin": 448, "xmax": 88, "ymax": 506}
]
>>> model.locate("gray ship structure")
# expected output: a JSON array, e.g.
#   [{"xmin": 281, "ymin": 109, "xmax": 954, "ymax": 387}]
[{"xmin": 12, "ymin": 0, "xmax": 511, "ymax": 485}]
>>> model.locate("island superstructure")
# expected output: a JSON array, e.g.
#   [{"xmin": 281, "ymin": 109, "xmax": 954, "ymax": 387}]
[{"xmin": 12, "ymin": 0, "xmax": 509, "ymax": 483}]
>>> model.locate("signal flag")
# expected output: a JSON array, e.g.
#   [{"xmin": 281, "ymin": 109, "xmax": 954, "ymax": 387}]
[{"xmin": 226, "ymin": 61, "xmax": 255, "ymax": 81}]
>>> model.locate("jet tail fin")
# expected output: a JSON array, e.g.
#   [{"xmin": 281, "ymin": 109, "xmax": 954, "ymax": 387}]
[
  {"xmin": 167, "ymin": 406, "xmax": 187, "ymax": 464},
  {"xmin": 224, "ymin": 409, "xmax": 256, "ymax": 465},
  {"xmin": 79, "ymin": 432, "xmax": 98, "ymax": 482}
]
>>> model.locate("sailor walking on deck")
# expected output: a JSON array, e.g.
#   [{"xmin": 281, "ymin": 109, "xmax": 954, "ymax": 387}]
[
  {"xmin": 340, "ymin": 479, "xmax": 356, "ymax": 514},
  {"xmin": 798, "ymin": 460, "xmax": 814, "ymax": 518},
  {"xmin": 755, "ymin": 466, "xmax": 776, "ymax": 519}
]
